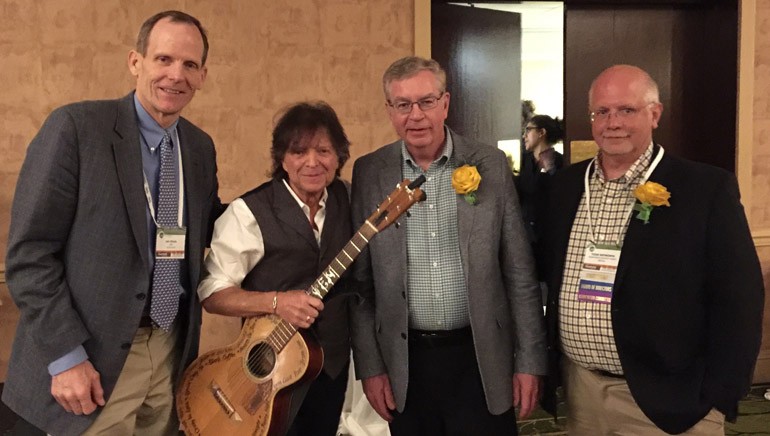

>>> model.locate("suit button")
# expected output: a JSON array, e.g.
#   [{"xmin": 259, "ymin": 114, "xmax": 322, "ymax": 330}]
[
  {"xmin": 121, "ymin": 343, "xmax": 131, "ymax": 350},
  {"xmin": 136, "ymin": 293, "xmax": 146, "ymax": 300},
  {"xmin": 401, "ymin": 332, "xmax": 407, "ymax": 339}
]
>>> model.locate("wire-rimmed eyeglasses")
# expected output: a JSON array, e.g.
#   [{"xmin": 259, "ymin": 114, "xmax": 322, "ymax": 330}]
[
  {"xmin": 387, "ymin": 92, "xmax": 445, "ymax": 114},
  {"xmin": 590, "ymin": 102, "xmax": 655, "ymax": 122}
]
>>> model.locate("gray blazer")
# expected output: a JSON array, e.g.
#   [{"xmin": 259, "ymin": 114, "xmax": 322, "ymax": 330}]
[
  {"xmin": 3, "ymin": 93, "xmax": 222, "ymax": 435},
  {"xmin": 349, "ymin": 129, "xmax": 547, "ymax": 414}
]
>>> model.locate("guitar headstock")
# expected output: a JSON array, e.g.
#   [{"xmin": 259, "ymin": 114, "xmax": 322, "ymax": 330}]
[{"xmin": 365, "ymin": 176, "xmax": 427, "ymax": 232}]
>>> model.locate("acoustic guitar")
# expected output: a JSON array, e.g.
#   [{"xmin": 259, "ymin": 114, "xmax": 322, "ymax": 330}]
[{"xmin": 177, "ymin": 176, "xmax": 426, "ymax": 436}]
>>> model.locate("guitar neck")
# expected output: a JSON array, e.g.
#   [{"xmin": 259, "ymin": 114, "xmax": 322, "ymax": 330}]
[
  {"xmin": 268, "ymin": 219, "xmax": 379, "ymax": 351},
  {"xmin": 308, "ymin": 220, "xmax": 379, "ymax": 299}
]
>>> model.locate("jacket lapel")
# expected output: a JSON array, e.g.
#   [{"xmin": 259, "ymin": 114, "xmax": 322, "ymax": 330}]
[
  {"xmin": 450, "ymin": 131, "xmax": 478, "ymax": 278},
  {"xmin": 178, "ymin": 121, "xmax": 202, "ymax": 240},
  {"xmin": 550, "ymin": 160, "xmax": 591, "ymax": 296},
  {"xmin": 319, "ymin": 179, "xmax": 344, "ymax": 261},
  {"xmin": 178, "ymin": 119, "xmax": 204, "ymax": 279},
  {"xmin": 273, "ymin": 179, "xmax": 319, "ymax": 250},
  {"xmin": 557, "ymin": 163, "xmax": 590, "ymax": 250},
  {"xmin": 112, "ymin": 93, "xmax": 150, "ymax": 271},
  {"xmin": 377, "ymin": 142, "xmax": 408, "ymax": 290},
  {"xmin": 613, "ymin": 152, "xmax": 673, "ymax": 292}
]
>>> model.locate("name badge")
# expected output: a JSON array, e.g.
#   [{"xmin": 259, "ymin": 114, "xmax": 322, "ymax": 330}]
[
  {"xmin": 156, "ymin": 226, "xmax": 186, "ymax": 259},
  {"xmin": 577, "ymin": 243, "xmax": 621, "ymax": 304}
]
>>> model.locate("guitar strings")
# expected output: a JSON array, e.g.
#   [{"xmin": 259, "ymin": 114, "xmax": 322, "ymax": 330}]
[{"xmin": 241, "ymin": 231, "xmax": 369, "ymax": 378}]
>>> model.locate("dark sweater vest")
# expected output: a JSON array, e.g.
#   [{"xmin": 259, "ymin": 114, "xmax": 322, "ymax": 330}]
[{"xmin": 240, "ymin": 178, "xmax": 352, "ymax": 378}]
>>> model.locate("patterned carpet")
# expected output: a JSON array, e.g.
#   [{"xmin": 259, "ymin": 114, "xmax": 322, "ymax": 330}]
[
  {"xmin": 518, "ymin": 384, "xmax": 770, "ymax": 435},
  {"xmin": 1, "ymin": 384, "xmax": 768, "ymax": 434}
]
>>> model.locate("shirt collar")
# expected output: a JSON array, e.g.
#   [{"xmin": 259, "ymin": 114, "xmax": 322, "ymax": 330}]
[
  {"xmin": 595, "ymin": 142, "xmax": 654, "ymax": 186},
  {"xmin": 400, "ymin": 126, "xmax": 453, "ymax": 170},
  {"xmin": 281, "ymin": 178, "xmax": 328, "ymax": 212},
  {"xmin": 134, "ymin": 93, "xmax": 179, "ymax": 152}
]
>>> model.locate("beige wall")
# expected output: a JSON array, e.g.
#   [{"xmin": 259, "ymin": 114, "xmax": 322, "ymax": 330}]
[
  {"xmin": 0, "ymin": 0, "xmax": 413, "ymax": 381},
  {"xmin": 748, "ymin": 0, "xmax": 770, "ymax": 381},
  {"xmin": 751, "ymin": 0, "xmax": 770, "ymax": 229}
]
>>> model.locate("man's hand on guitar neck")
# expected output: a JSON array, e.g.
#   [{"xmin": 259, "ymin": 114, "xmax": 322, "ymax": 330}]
[
  {"xmin": 276, "ymin": 290, "xmax": 324, "ymax": 329},
  {"xmin": 362, "ymin": 373, "xmax": 396, "ymax": 422}
]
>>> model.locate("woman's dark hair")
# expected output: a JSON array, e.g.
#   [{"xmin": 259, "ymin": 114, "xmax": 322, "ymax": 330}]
[
  {"xmin": 529, "ymin": 114, "xmax": 565, "ymax": 146},
  {"xmin": 521, "ymin": 100, "xmax": 536, "ymax": 133},
  {"xmin": 270, "ymin": 101, "xmax": 351, "ymax": 179}
]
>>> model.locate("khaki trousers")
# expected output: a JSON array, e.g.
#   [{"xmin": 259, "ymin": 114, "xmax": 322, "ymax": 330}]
[
  {"xmin": 82, "ymin": 325, "xmax": 180, "ymax": 436},
  {"xmin": 564, "ymin": 358, "xmax": 724, "ymax": 436}
]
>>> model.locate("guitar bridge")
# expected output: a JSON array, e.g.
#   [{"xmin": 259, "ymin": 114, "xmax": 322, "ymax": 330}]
[{"xmin": 209, "ymin": 381, "xmax": 243, "ymax": 422}]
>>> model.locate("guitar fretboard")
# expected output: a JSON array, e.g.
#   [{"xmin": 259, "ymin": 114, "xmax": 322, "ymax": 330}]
[{"xmin": 265, "ymin": 220, "xmax": 379, "ymax": 352}]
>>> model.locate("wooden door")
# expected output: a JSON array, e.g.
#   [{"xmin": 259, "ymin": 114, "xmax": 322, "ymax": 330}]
[
  {"xmin": 431, "ymin": 4, "xmax": 522, "ymax": 146},
  {"xmin": 563, "ymin": 1, "xmax": 738, "ymax": 171}
]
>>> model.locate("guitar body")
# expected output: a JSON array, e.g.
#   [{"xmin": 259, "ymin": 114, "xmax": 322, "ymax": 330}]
[{"xmin": 177, "ymin": 315, "xmax": 324, "ymax": 436}]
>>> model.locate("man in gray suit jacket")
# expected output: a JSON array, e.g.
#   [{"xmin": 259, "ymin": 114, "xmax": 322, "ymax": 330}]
[
  {"xmin": 3, "ymin": 11, "xmax": 223, "ymax": 436},
  {"xmin": 350, "ymin": 56, "xmax": 547, "ymax": 435}
]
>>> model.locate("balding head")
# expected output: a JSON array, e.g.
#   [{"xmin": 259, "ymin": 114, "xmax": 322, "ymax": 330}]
[{"xmin": 589, "ymin": 65, "xmax": 660, "ymax": 108}]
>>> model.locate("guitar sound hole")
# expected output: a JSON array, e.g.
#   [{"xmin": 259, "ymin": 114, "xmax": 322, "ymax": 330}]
[{"xmin": 246, "ymin": 342, "xmax": 276, "ymax": 378}]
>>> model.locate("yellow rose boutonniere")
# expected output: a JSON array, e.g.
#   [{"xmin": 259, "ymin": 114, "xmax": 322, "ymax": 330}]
[
  {"xmin": 633, "ymin": 181, "xmax": 671, "ymax": 224},
  {"xmin": 452, "ymin": 164, "xmax": 482, "ymax": 205}
]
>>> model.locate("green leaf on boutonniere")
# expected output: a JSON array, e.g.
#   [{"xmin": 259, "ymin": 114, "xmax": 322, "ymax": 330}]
[{"xmin": 633, "ymin": 202, "xmax": 653, "ymax": 224}]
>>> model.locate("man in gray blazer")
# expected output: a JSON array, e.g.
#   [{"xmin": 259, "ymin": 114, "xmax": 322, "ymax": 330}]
[
  {"xmin": 3, "ymin": 11, "xmax": 223, "ymax": 436},
  {"xmin": 350, "ymin": 56, "xmax": 547, "ymax": 435}
]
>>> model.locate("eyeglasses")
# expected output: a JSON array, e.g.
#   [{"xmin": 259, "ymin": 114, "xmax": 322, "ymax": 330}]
[
  {"xmin": 524, "ymin": 126, "xmax": 539, "ymax": 132},
  {"xmin": 590, "ymin": 103, "xmax": 655, "ymax": 122},
  {"xmin": 388, "ymin": 92, "xmax": 444, "ymax": 114}
]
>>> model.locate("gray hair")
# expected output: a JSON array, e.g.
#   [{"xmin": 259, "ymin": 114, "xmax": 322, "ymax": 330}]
[{"xmin": 382, "ymin": 56, "xmax": 446, "ymax": 100}]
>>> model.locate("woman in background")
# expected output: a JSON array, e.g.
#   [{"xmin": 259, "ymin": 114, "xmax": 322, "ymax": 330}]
[{"xmin": 516, "ymin": 114, "xmax": 564, "ymax": 287}]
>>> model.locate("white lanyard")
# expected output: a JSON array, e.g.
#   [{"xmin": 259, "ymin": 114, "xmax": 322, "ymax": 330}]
[
  {"xmin": 142, "ymin": 129, "xmax": 185, "ymax": 227},
  {"xmin": 583, "ymin": 146, "xmax": 664, "ymax": 245}
]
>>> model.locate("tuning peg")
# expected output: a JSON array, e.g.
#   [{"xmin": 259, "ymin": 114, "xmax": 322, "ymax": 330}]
[
  {"xmin": 406, "ymin": 211, "xmax": 411, "ymax": 218},
  {"xmin": 394, "ymin": 222, "xmax": 401, "ymax": 229}
]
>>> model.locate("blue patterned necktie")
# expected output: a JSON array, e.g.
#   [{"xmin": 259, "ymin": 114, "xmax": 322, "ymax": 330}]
[{"xmin": 150, "ymin": 132, "xmax": 181, "ymax": 331}]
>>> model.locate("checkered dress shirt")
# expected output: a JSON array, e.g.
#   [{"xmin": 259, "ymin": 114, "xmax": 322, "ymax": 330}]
[
  {"xmin": 559, "ymin": 144, "xmax": 654, "ymax": 374},
  {"xmin": 401, "ymin": 134, "xmax": 470, "ymax": 330}
]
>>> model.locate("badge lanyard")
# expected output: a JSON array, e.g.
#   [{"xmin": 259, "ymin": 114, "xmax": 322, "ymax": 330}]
[
  {"xmin": 142, "ymin": 129, "xmax": 185, "ymax": 228},
  {"xmin": 583, "ymin": 146, "xmax": 664, "ymax": 246}
]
